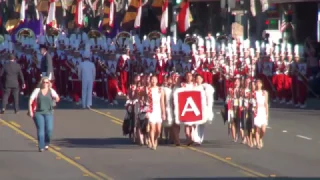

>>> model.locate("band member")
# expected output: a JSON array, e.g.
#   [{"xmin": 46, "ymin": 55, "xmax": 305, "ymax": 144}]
[
  {"xmin": 192, "ymin": 74, "xmax": 215, "ymax": 145},
  {"xmin": 254, "ymin": 79, "xmax": 269, "ymax": 149},
  {"xmin": 180, "ymin": 72, "xmax": 196, "ymax": 145},
  {"xmin": 117, "ymin": 47, "xmax": 130, "ymax": 95},
  {"xmin": 145, "ymin": 75, "xmax": 166, "ymax": 150},
  {"xmin": 78, "ymin": 51, "xmax": 96, "ymax": 109},
  {"xmin": 171, "ymin": 72, "xmax": 182, "ymax": 146},
  {"xmin": 161, "ymin": 76, "xmax": 173, "ymax": 144},
  {"xmin": 294, "ymin": 54, "xmax": 308, "ymax": 108},
  {"xmin": 39, "ymin": 44, "xmax": 55, "ymax": 82}
]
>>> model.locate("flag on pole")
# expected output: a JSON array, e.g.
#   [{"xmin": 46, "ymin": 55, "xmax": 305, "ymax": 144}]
[
  {"xmin": 20, "ymin": 0, "xmax": 26, "ymax": 22},
  {"xmin": 177, "ymin": 0, "xmax": 192, "ymax": 33},
  {"xmin": 134, "ymin": 0, "xmax": 143, "ymax": 28},
  {"xmin": 46, "ymin": 0, "xmax": 57, "ymax": 28},
  {"xmin": 160, "ymin": 0, "xmax": 168, "ymax": 34},
  {"xmin": 121, "ymin": 0, "xmax": 140, "ymax": 31},
  {"xmin": 75, "ymin": 0, "xmax": 84, "ymax": 27},
  {"xmin": 100, "ymin": 0, "xmax": 115, "ymax": 32}
]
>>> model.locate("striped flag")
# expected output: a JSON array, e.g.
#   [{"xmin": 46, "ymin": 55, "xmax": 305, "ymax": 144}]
[
  {"xmin": 160, "ymin": 0, "xmax": 168, "ymax": 34},
  {"xmin": 20, "ymin": 0, "xmax": 26, "ymax": 22},
  {"xmin": 121, "ymin": 0, "xmax": 140, "ymax": 31},
  {"xmin": 134, "ymin": 0, "xmax": 143, "ymax": 28},
  {"xmin": 75, "ymin": 0, "xmax": 83, "ymax": 27},
  {"xmin": 177, "ymin": 0, "xmax": 192, "ymax": 33},
  {"xmin": 46, "ymin": 0, "xmax": 57, "ymax": 28},
  {"xmin": 100, "ymin": 0, "xmax": 115, "ymax": 32}
]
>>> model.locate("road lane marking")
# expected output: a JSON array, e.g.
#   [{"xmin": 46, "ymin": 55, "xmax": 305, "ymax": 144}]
[
  {"xmin": 51, "ymin": 145, "xmax": 61, "ymax": 151},
  {"xmin": 9, "ymin": 121, "xmax": 21, "ymax": 128},
  {"xmin": 111, "ymin": 120, "xmax": 122, "ymax": 125},
  {"xmin": 90, "ymin": 108, "xmax": 268, "ymax": 178},
  {"xmin": 225, "ymin": 157, "xmax": 232, "ymax": 160},
  {"xmin": 269, "ymin": 174, "xmax": 277, "ymax": 177},
  {"xmin": 296, "ymin": 135, "xmax": 312, "ymax": 140},
  {"xmin": 91, "ymin": 109, "xmax": 123, "ymax": 122},
  {"xmin": 282, "ymin": 130, "xmax": 287, "ymax": 133},
  {"xmin": 1, "ymin": 119, "xmax": 109, "ymax": 180},
  {"xmin": 186, "ymin": 146, "xmax": 267, "ymax": 177}
]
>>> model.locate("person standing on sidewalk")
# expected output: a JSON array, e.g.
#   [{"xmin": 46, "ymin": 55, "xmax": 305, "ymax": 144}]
[
  {"xmin": 28, "ymin": 77, "xmax": 60, "ymax": 152},
  {"xmin": 0, "ymin": 54, "xmax": 26, "ymax": 114}
]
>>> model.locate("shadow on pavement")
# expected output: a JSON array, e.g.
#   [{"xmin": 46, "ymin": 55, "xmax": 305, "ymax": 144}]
[{"xmin": 53, "ymin": 137, "xmax": 144, "ymax": 149}]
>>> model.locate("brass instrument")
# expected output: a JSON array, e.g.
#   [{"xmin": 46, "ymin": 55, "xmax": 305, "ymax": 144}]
[
  {"xmin": 115, "ymin": 31, "xmax": 131, "ymax": 49},
  {"xmin": 46, "ymin": 27, "xmax": 60, "ymax": 47},
  {"xmin": 184, "ymin": 35, "xmax": 197, "ymax": 47},
  {"xmin": 15, "ymin": 28, "xmax": 35, "ymax": 43},
  {"xmin": 88, "ymin": 29, "xmax": 103, "ymax": 39},
  {"xmin": 216, "ymin": 34, "xmax": 229, "ymax": 44},
  {"xmin": 98, "ymin": 59, "xmax": 108, "ymax": 71},
  {"xmin": 147, "ymin": 31, "xmax": 162, "ymax": 41}
]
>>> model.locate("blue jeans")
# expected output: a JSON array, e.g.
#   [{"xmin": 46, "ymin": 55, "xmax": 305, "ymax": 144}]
[{"xmin": 34, "ymin": 113, "xmax": 54, "ymax": 149}]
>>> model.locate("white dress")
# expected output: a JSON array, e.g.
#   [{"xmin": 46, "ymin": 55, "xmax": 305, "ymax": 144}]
[
  {"xmin": 254, "ymin": 91, "xmax": 268, "ymax": 128},
  {"xmin": 148, "ymin": 87, "xmax": 163, "ymax": 124}
]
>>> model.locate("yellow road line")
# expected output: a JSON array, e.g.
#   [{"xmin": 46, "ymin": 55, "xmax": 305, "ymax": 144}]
[
  {"xmin": 1, "ymin": 119, "xmax": 108, "ymax": 180},
  {"xmin": 90, "ymin": 109, "xmax": 268, "ymax": 178},
  {"xmin": 96, "ymin": 172, "xmax": 113, "ymax": 180},
  {"xmin": 9, "ymin": 121, "xmax": 21, "ymax": 128}
]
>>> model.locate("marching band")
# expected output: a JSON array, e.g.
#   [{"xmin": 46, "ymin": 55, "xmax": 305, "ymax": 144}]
[{"xmin": 0, "ymin": 28, "xmax": 317, "ymax": 150}]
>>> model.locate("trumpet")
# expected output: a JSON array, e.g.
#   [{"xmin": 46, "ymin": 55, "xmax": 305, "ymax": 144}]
[{"xmin": 98, "ymin": 60, "xmax": 108, "ymax": 71}]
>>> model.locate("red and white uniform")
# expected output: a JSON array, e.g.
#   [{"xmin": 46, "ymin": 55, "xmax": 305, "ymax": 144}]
[
  {"xmin": 116, "ymin": 54, "xmax": 130, "ymax": 95},
  {"xmin": 155, "ymin": 53, "xmax": 168, "ymax": 85}
]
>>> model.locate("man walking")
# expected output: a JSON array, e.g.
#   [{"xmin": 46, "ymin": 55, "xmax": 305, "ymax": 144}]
[
  {"xmin": 78, "ymin": 51, "xmax": 96, "ymax": 109},
  {"xmin": 0, "ymin": 54, "xmax": 26, "ymax": 114},
  {"xmin": 40, "ymin": 44, "xmax": 55, "ymax": 81}
]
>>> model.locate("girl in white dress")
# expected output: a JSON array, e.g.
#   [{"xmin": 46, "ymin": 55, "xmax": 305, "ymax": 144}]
[
  {"xmin": 254, "ymin": 79, "xmax": 269, "ymax": 149},
  {"xmin": 146, "ymin": 75, "xmax": 166, "ymax": 150}
]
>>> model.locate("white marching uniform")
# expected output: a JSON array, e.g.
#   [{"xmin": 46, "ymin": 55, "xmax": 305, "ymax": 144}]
[
  {"xmin": 78, "ymin": 60, "xmax": 96, "ymax": 108},
  {"xmin": 254, "ymin": 91, "xmax": 268, "ymax": 128},
  {"xmin": 163, "ymin": 86, "xmax": 173, "ymax": 127},
  {"xmin": 192, "ymin": 83, "xmax": 215, "ymax": 144},
  {"xmin": 147, "ymin": 87, "xmax": 163, "ymax": 124}
]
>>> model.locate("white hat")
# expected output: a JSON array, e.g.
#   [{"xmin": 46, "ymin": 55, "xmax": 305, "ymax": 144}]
[{"xmin": 83, "ymin": 50, "xmax": 91, "ymax": 59}]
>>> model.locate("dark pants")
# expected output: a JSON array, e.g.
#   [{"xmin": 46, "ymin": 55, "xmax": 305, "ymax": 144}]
[
  {"xmin": 34, "ymin": 113, "xmax": 54, "ymax": 149},
  {"xmin": 2, "ymin": 87, "xmax": 19, "ymax": 111}
]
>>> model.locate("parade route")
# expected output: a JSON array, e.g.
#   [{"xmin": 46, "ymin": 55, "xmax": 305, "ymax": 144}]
[{"xmin": 0, "ymin": 97, "xmax": 320, "ymax": 179}]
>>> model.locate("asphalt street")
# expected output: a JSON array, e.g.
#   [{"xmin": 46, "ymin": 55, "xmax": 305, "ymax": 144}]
[{"xmin": 0, "ymin": 96, "xmax": 320, "ymax": 180}]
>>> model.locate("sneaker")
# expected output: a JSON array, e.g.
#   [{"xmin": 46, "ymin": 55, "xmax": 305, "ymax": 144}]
[
  {"xmin": 39, "ymin": 149, "xmax": 44, "ymax": 152},
  {"xmin": 45, "ymin": 146, "xmax": 49, "ymax": 150}
]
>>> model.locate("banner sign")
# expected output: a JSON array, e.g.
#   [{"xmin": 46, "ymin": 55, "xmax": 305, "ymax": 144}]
[{"xmin": 173, "ymin": 87, "xmax": 207, "ymax": 125}]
